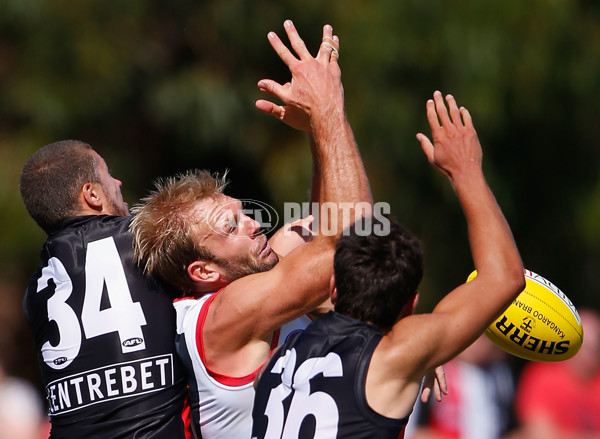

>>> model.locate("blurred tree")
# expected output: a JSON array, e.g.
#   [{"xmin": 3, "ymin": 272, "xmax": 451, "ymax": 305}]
[{"xmin": 0, "ymin": 0, "xmax": 599, "ymax": 393}]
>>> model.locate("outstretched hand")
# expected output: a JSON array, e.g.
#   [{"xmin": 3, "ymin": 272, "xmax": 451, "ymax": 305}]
[
  {"xmin": 416, "ymin": 91, "xmax": 482, "ymax": 181},
  {"xmin": 256, "ymin": 20, "xmax": 343, "ymax": 132}
]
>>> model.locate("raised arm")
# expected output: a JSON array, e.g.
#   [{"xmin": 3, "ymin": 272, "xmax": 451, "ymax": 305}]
[
  {"xmin": 258, "ymin": 21, "xmax": 370, "ymax": 207},
  {"xmin": 420, "ymin": 92, "xmax": 524, "ymax": 360},
  {"xmin": 385, "ymin": 91, "xmax": 524, "ymax": 384},
  {"xmin": 208, "ymin": 21, "xmax": 372, "ymax": 349},
  {"xmin": 259, "ymin": 27, "xmax": 334, "ymax": 249},
  {"xmin": 364, "ymin": 92, "xmax": 523, "ymax": 419}
]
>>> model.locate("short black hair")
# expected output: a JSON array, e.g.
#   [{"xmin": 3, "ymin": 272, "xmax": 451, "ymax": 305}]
[
  {"xmin": 20, "ymin": 140, "xmax": 100, "ymax": 234},
  {"xmin": 333, "ymin": 215, "xmax": 424, "ymax": 332}
]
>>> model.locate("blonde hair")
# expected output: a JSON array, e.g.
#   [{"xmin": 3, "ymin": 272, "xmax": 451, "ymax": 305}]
[{"xmin": 130, "ymin": 169, "xmax": 228, "ymax": 294}]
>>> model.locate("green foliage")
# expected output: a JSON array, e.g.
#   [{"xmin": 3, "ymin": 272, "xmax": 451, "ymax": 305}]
[{"xmin": 1, "ymin": 0, "xmax": 599, "ymax": 378}]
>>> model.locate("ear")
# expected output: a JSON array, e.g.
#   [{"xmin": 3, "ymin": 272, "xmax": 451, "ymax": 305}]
[
  {"xmin": 81, "ymin": 182, "xmax": 104, "ymax": 212},
  {"xmin": 400, "ymin": 291, "xmax": 419, "ymax": 318},
  {"xmin": 329, "ymin": 273, "xmax": 337, "ymax": 305},
  {"xmin": 187, "ymin": 260, "xmax": 222, "ymax": 286}
]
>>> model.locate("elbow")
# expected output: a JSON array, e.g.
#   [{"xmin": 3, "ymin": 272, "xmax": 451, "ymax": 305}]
[
  {"xmin": 481, "ymin": 260, "xmax": 525, "ymax": 300},
  {"xmin": 506, "ymin": 265, "xmax": 526, "ymax": 298}
]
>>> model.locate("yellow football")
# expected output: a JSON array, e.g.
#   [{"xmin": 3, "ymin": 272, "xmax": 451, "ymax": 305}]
[{"xmin": 467, "ymin": 269, "xmax": 583, "ymax": 362}]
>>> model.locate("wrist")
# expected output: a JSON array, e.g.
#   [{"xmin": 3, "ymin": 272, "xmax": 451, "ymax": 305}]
[
  {"xmin": 451, "ymin": 164, "xmax": 486, "ymax": 191},
  {"xmin": 310, "ymin": 106, "xmax": 347, "ymax": 136}
]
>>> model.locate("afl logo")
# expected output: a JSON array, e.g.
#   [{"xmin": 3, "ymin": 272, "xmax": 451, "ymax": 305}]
[
  {"xmin": 123, "ymin": 337, "xmax": 144, "ymax": 348},
  {"xmin": 207, "ymin": 198, "xmax": 279, "ymax": 238},
  {"xmin": 53, "ymin": 357, "xmax": 67, "ymax": 366}
]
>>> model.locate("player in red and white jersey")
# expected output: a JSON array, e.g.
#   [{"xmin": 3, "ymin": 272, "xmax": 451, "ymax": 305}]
[
  {"xmin": 174, "ymin": 214, "xmax": 317, "ymax": 438},
  {"xmin": 130, "ymin": 20, "xmax": 373, "ymax": 438},
  {"xmin": 173, "ymin": 291, "xmax": 312, "ymax": 438}
]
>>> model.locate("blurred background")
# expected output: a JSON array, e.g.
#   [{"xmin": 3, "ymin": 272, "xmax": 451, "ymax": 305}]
[{"xmin": 1, "ymin": 0, "xmax": 599, "ymax": 429}]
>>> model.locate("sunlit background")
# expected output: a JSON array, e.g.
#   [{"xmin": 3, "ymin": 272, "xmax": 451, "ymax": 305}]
[{"xmin": 1, "ymin": 0, "xmax": 599, "ymax": 410}]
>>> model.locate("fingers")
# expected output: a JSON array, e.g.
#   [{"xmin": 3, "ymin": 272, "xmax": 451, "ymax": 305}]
[
  {"xmin": 435, "ymin": 365, "xmax": 448, "ymax": 397},
  {"xmin": 257, "ymin": 79, "xmax": 286, "ymax": 100},
  {"xmin": 269, "ymin": 20, "xmax": 340, "ymax": 67},
  {"xmin": 420, "ymin": 387, "xmax": 431, "ymax": 404},
  {"xmin": 417, "ymin": 131, "xmax": 451, "ymax": 179},
  {"xmin": 260, "ymin": 19, "xmax": 343, "ymax": 120},
  {"xmin": 326, "ymin": 35, "xmax": 340, "ymax": 63},
  {"xmin": 432, "ymin": 379, "xmax": 443, "ymax": 402},
  {"xmin": 301, "ymin": 214, "xmax": 314, "ymax": 228},
  {"xmin": 420, "ymin": 366, "xmax": 448, "ymax": 403},
  {"xmin": 282, "ymin": 20, "xmax": 311, "ymax": 60},
  {"xmin": 266, "ymin": 19, "xmax": 313, "ymax": 68},
  {"xmin": 432, "ymin": 90, "xmax": 451, "ymax": 127},
  {"xmin": 317, "ymin": 24, "xmax": 340, "ymax": 63},
  {"xmin": 460, "ymin": 106, "xmax": 473, "ymax": 129},
  {"xmin": 416, "ymin": 132, "xmax": 434, "ymax": 163},
  {"xmin": 429, "ymin": 91, "xmax": 466, "ymax": 128},
  {"xmin": 267, "ymin": 30, "xmax": 298, "ymax": 67},
  {"xmin": 255, "ymin": 99, "xmax": 285, "ymax": 120},
  {"xmin": 446, "ymin": 94, "xmax": 463, "ymax": 127},
  {"xmin": 425, "ymin": 98, "xmax": 440, "ymax": 131}
]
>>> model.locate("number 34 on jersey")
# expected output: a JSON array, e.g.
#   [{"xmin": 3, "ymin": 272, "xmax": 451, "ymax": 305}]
[{"xmin": 37, "ymin": 237, "xmax": 147, "ymax": 370}]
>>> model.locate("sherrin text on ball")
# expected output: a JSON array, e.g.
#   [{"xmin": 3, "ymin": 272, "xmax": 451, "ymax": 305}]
[{"xmin": 467, "ymin": 269, "xmax": 583, "ymax": 362}]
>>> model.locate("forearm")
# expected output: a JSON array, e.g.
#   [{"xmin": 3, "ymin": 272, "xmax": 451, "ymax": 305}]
[
  {"xmin": 311, "ymin": 113, "xmax": 373, "ymax": 235},
  {"xmin": 418, "ymin": 92, "xmax": 525, "ymax": 351},
  {"xmin": 453, "ymin": 168, "xmax": 523, "ymax": 286},
  {"xmin": 430, "ymin": 166, "xmax": 524, "ymax": 337},
  {"xmin": 309, "ymin": 134, "xmax": 321, "ymax": 206}
]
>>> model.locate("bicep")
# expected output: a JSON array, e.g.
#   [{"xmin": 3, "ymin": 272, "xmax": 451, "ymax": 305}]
[{"xmin": 382, "ymin": 285, "xmax": 499, "ymax": 378}]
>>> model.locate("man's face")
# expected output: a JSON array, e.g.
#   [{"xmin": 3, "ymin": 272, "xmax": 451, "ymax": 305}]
[
  {"xmin": 93, "ymin": 151, "xmax": 129, "ymax": 216},
  {"xmin": 196, "ymin": 195, "xmax": 279, "ymax": 283}
]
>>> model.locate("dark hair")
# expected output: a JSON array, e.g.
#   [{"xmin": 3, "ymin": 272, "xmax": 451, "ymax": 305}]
[
  {"xmin": 333, "ymin": 215, "xmax": 424, "ymax": 332},
  {"xmin": 20, "ymin": 140, "xmax": 101, "ymax": 234}
]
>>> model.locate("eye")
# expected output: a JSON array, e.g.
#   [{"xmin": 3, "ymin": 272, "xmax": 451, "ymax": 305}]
[{"xmin": 224, "ymin": 213, "xmax": 239, "ymax": 234}]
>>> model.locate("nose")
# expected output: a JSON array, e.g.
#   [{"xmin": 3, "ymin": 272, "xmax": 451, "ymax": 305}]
[{"xmin": 244, "ymin": 215, "xmax": 261, "ymax": 236}]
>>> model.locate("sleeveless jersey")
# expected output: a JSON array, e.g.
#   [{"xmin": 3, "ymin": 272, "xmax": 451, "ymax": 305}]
[
  {"xmin": 251, "ymin": 311, "xmax": 410, "ymax": 439},
  {"xmin": 174, "ymin": 291, "xmax": 312, "ymax": 438},
  {"xmin": 23, "ymin": 215, "xmax": 189, "ymax": 438}
]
